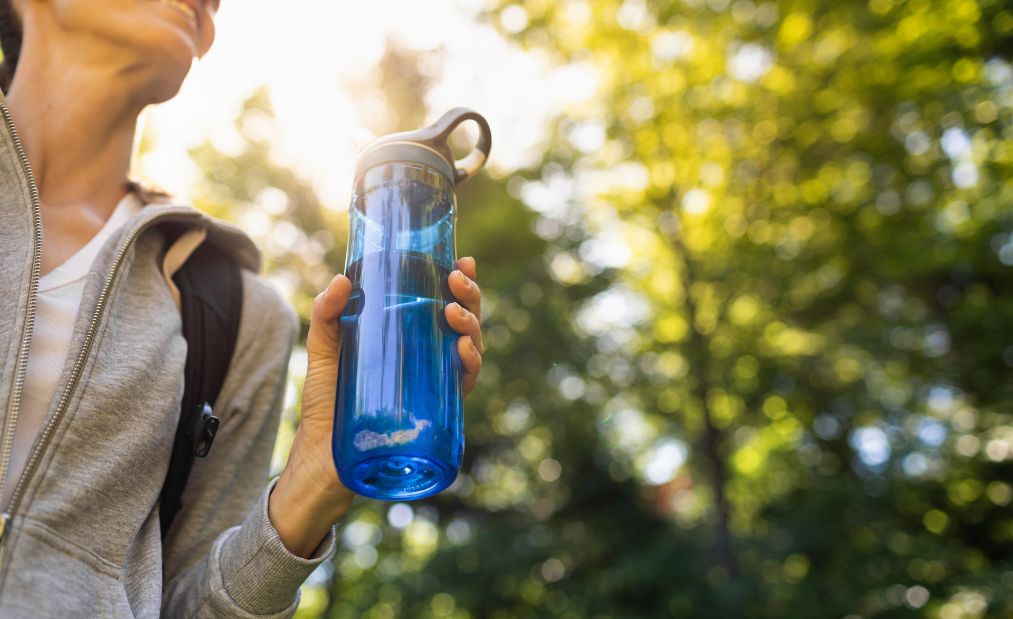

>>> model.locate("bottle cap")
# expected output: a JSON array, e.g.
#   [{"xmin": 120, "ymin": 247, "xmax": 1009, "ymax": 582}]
[{"xmin": 354, "ymin": 108, "xmax": 492, "ymax": 186}]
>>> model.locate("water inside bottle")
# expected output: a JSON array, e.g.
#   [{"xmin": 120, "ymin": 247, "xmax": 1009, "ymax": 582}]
[
  {"xmin": 335, "ymin": 250, "xmax": 463, "ymax": 499},
  {"xmin": 346, "ymin": 178, "xmax": 456, "ymax": 268}
]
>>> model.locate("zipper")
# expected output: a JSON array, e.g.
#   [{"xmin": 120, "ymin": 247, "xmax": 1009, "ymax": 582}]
[
  {"xmin": 0, "ymin": 102, "xmax": 202, "ymax": 575},
  {"xmin": 0, "ymin": 208, "xmax": 201, "ymax": 566},
  {"xmin": 0, "ymin": 101, "xmax": 43, "ymax": 559}
]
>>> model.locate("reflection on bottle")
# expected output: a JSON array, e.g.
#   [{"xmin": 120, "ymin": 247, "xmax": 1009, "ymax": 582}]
[{"xmin": 353, "ymin": 418, "xmax": 432, "ymax": 451}]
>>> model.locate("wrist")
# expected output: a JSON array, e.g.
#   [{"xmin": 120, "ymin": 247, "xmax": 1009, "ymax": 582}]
[
  {"xmin": 286, "ymin": 424, "xmax": 347, "ymax": 494},
  {"xmin": 268, "ymin": 428, "xmax": 354, "ymax": 557}
]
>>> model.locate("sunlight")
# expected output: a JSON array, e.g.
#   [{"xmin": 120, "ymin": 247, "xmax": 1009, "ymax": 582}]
[{"xmin": 138, "ymin": 0, "xmax": 582, "ymax": 209}]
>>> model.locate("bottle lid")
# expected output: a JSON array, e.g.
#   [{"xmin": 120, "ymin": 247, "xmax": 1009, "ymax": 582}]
[{"xmin": 354, "ymin": 108, "xmax": 492, "ymax": 186}]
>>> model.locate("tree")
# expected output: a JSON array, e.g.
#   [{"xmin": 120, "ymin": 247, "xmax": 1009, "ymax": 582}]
[{"xmin": 487, "ymin": 0, "xmax": 1013, "ymax": 617}]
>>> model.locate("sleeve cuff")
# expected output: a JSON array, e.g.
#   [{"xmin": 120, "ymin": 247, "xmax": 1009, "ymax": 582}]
[{"xmin": 216, "ymin": 478, "xmax": 337, "ymax": 616}]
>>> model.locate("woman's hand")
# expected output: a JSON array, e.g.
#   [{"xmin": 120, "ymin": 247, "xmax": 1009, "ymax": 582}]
[{"xmin": 268, "ymin": 257, "xmax": 484, "ymax": 558}]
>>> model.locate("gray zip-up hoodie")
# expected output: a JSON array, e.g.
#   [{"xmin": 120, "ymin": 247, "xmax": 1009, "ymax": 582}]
[{"xmin": 0, "ymin": 96, "xmax": 336, "ymax": 617}]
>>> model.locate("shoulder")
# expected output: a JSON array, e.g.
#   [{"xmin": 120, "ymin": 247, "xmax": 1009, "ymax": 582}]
[
  {"xmin": 195, "ymin": 207, "xmax": 301, "ymax": 352},
  {"xmin": 208, "ymin": 268, "xmax": 300, "ymax": 420},
  {"xmin": 239, "ymin": 269, "xmax": 301, "ymax": 344},
  {"xmin": 233, "ymin": 269, "xmax": 301, "ymax": 372},
  {"xmin": 135, "ymin": 186, "xmax": 262, "ymax": 273},
  {"xmin": 137, "ymin": 194, "xmax": 301, "ymax": 372}
]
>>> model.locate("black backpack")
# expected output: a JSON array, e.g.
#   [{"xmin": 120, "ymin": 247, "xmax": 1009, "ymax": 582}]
[{"xmin": 158, "ymin": 240, "xmax": 243, "ymax": 539}]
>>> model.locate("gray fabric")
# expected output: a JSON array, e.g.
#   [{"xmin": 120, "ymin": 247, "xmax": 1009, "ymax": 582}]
[{"xmin": 0, "ymin": 102, "xmax": 337, "ymax": 617}]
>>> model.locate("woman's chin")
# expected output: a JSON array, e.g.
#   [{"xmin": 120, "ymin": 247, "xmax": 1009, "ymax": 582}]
[
  {"xmin": 146, "ymin": 63, "xmax": 192, "ymax": 104},
  {"xmin": 137, "ymin": 17, "xmax": 200, "ymax": 59},
  {"xmin": 124, "ymin": 27, "xmax": 198, "ymax": 102}
]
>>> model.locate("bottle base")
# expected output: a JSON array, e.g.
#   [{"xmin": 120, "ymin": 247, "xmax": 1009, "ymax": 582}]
[{"xmin": 341, "ymin": 454, "xmax": 457, "ymax": 501}]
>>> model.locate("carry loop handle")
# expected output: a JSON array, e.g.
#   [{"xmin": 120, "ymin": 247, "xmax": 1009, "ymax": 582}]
[
  {"xmin": 362, "ymin": 107, "xmax": 492, "ymax": 185},
  {"xmin": 422, "ymin": 108, "xmax": 492, "ymax": 184}
]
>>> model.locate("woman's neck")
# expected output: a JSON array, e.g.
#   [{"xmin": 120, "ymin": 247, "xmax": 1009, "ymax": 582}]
[{"xmin": 5, "ymin": 34, "xmax": 146, "ymax": 215}]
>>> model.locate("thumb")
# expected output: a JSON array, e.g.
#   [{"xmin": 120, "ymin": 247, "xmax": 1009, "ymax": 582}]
[
  {"xmin": 302, "ymin": 275, "xmax": 352, "ymax": 416},
  {"xmin": 306, "ymin": 274, "xmax": 353, "ymax": 361}
]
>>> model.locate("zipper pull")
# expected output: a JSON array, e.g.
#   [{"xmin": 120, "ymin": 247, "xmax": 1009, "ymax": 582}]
[{"xmin": 0, "ymin": 512, "xmax": 10, "ymax": 565}]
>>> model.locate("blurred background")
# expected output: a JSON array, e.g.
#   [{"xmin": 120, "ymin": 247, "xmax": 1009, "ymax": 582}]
[{"xmin": 137, "ymin": 0, "xmax": 1011, "ymax": 617}]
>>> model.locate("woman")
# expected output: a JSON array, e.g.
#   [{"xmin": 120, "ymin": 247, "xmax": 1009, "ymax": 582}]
[{"xmin": 0, "ymin": 0, "xmax": 484, "ymax": 616}]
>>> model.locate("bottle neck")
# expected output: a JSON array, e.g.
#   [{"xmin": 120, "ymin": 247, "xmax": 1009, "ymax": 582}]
[{"xmin": 347, "ymin": 162, "xmax": 458, "ymax": 270}]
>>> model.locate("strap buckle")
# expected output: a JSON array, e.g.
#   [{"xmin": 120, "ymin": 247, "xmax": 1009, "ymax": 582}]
[{"xmin": 190, "ymin": 402, "xmax": 220, "ymax": 458}]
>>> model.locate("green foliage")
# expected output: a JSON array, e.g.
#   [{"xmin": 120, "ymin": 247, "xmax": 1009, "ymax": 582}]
[{"xmin": 176, "ymin": 1, "xmax": 1013, "ymax": 617}]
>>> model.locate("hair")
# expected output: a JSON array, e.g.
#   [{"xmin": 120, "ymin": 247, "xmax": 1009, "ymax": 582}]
[
  {"xmin": 0, "ymin": 0, "xmax": 22, "ymax": 94},
  {"xmin": 126, "ymin": 180, "xmax": 173, "ymax": 205}
]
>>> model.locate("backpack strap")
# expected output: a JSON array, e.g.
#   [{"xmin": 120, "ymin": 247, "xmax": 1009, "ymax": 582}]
[{"xmin": 159, "ymin": 240, "xmax": 243, "ymax": 540}]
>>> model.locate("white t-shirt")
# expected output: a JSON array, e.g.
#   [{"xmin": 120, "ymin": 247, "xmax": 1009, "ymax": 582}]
[{"xmin": 2, "ymin": 193, "xmax": 142, "ymax": 509}]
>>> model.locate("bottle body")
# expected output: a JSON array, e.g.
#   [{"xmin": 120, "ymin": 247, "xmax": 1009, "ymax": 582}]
[{"xmin": 333, "ymin": 162, "xmax": 463, "ymax": 500}]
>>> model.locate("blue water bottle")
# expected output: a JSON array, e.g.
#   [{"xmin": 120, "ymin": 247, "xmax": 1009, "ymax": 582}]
[{"xmin": 333, "ymin": 108, "xmax": 492, "ymax": 501}]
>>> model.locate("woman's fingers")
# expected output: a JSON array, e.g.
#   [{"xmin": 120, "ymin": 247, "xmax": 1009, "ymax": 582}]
[
  {"xmin": 455, "ymin": 256, "xmax": 477, "ymax": 281},
  {"xmin": 445, "ymin": 302, "xmax": 484, "ymax": 355},
  {"xmin": 449, "ymin": 268, "xmax": 481, "ymax": 319},
  {"xmin": 449, "ymin": 257, "xmax": 483, "ymax": 398},
  {"xmin": 458, "ymin": 334, "xmax": 483, "ymax": 396}
]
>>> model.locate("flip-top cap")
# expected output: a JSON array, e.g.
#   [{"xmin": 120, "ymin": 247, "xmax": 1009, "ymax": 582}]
[{"xmin": 354, "ymin": 108, "xmax": 492, "ymax": 186}]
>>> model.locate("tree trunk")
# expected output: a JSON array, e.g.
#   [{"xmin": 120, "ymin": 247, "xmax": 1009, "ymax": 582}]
[{"xmin": 665, "ymin": 208, "xmax": 740, "ymax": 578}]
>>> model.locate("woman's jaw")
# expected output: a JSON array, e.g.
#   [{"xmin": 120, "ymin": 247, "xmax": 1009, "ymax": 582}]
[{"xmin": 12, "ymin": 0, "xmax": 219, "ymax": 105}]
